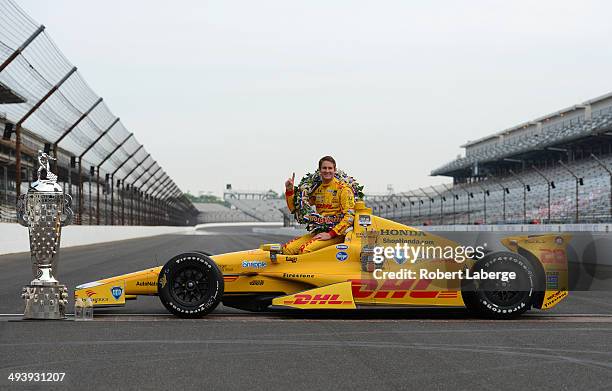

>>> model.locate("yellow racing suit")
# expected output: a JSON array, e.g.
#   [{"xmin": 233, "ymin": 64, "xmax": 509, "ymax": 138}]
[{"xmin": 283, "ymin": 177, "xmax": 355, "ymax": 255}]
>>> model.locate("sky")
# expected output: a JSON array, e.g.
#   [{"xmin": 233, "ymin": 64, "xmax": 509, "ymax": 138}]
[{"xmin": 15, "ymin": 0, "xmax": 612, "ymax": 196}]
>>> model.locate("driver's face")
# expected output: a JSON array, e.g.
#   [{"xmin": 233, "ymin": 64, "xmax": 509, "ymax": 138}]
[{"xmin": 320, "ymin": 161, "xmax": 336, "ymax": 182}]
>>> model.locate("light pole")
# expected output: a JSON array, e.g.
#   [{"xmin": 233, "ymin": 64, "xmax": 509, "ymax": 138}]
[
  {"xmin": 509, "ymin": 169, "xmax": 530, "ymax": 224},
  {"xmin": 531, "ymin": 165, "xmax": 555, "ymax": 224},
  {"xmin": 430, "ymin": 186, "xmax": 446, "ymax": 225},
  {"xmin": 97, "ymin": 132, "xmax": 133, "ymax": 225},
  {"xmin": 488, "ymin": 174, "xmax": 510, "ymax": 224},
  {"xmin": 590, "ymin": 154, "xmax": 612, "ymax": 220},
  {"xmin": 418, "ymin": 188, "xmax": 434, "ymax": 224},
  {"xmin": 111, "ymin": 144, "xmax": 144, "ymax": 225},
  {"xmin": 474, "ymin": 182, "xmax": 490, "ymax": 224},
  {"xmin": 558, "ymin": 160, "xmax": 584, "ymax": 223},
  {"xmin": 395, "ymin": 194, "xmax": 411, "ymax": 220},
  {"xmin": 458, "ymin": 184, "xmax": 473, "ymax": 224},
  {"xmin": 441, "ymin": 184, "xmax": 459, "ymax": 225}
]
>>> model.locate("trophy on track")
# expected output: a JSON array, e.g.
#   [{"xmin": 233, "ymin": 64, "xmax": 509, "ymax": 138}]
[{"xmin": 17, "ymin": 151, "xmax": 73, "ymax": 320}]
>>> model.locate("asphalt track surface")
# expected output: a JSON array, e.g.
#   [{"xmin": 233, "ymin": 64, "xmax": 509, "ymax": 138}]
[{"xmin": 1, "ymin": 226, "xmax": 612, "ymax": 390}]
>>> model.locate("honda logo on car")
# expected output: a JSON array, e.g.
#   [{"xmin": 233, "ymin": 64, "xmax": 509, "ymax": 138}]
[{"xmin": 380, "ymin": 229, "xmax": 425, "ymax": 236}]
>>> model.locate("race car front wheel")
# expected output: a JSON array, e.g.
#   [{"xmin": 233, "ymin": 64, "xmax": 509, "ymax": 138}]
[
  {"xmin": 462, "ymin": 251, "xmax": 535, "ymax": 319},
  {"xmin": 158, "ymin": 252, "xmax": 224, "ymax": 318}
]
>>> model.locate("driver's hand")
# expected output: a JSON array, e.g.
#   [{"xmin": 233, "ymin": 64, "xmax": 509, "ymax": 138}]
[
  {"xmin": 285, "ymin": 172, "xmax": 295, "ymax": 191},
  {"xmin": 313, "ymin": 232, "xmax": 332, "ymax": 241}
]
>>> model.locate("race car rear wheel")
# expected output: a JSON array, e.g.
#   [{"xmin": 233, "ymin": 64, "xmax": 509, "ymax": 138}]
[
  {"xmin": 158, "ymin": 252, "xmax": 223, "ymax": 318},
  {"xmin": 462, "ymin": 251, "xmax": 535, "ymax": 319}
]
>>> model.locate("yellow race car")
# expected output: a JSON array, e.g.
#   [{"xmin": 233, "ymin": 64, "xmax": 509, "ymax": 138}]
[{"xmin": 75, "ymin": 201, "xmax": 570, "ymax": 319}]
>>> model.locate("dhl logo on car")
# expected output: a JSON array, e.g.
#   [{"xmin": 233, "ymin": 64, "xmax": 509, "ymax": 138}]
[
  {"xmin": 283, "ymin": 294, "xmax": 353, "ymax": 306},
  {"xmin": 351, "ymin": 279, "xmax": 458, "ymax": 299},
  {"xmin": 272, "ymin": 281, "xmax": 356, "ymax": 309}
]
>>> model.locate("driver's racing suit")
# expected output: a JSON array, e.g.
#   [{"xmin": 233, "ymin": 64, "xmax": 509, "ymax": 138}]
[{"xmin": 283, "ymin": 177, "xmax": 355, "ymax": 255}]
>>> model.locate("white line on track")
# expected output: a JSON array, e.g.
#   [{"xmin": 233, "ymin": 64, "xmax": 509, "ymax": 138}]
[{"xmin": 2, "ymin": 313, "xmax": 612, "ymax": 322}]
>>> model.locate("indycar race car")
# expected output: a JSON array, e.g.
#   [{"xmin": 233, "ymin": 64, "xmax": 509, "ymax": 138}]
[{"xmin": 75, "ymin": 201, "xmax": 570, "ymax": 319}]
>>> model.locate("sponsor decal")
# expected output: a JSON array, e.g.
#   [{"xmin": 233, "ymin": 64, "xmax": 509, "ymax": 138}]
[
  {"xmin": 111, "ymin": 286, "xmax": 123, "ymax": 300},
  {"xmin": 283, "ymin": 273, "xmax": 314, "ymax": 278},
  {"xmin": 379, "ymin": 229, "xmax": 425, "ymax": 237},
  {"xmin": 540, "ymin": 249, "xmax": 566, "ymax": 265},
  {"xmin": 242, "ymin": 260, "xmax": 267, "ymax": 268},
  {"xmin": 249, "ymin": 280, "xmax": 264, "ymax": 286},
  {"xmin": 336, "ymin": 244, "xmax": 349, "ymax": 250},
  {"xmin": 351, "ymin": 279, "xmax": 434, "ymax": 299},
  {"xmin": 305, "ymin": 214, "xmax": 341, "ymax": 224},
  {"xmin": 85, "ymin": 290, "xmax": 96, "ymax": 297},
  {"xmin": 546, "ymin": 273, "xmax": 559, "ymax": 290},
  {"xmin": 336, "ymin": 251, "xmax": 349, "ymax": 262},
  {"xmin": 136, "ymin": 281, "xmax": 156, "ymax": 287},
  {"xmin": 285, "ymin": 256, "xmax": 298, "ymax": 263},
  {"xmin": 159, "ymin": 274, "xmax": 167, "ymax": 289},
  {"xmin": 283, "ymin": 294, "xmax": 352, "ymax": 305},
  {"xmin": 543, "ymin": 290, "xmax": 567, "ymax": 308},
  {"xmin": 358, "ymin": 215, "xmax": 371, "ymax": 226}
]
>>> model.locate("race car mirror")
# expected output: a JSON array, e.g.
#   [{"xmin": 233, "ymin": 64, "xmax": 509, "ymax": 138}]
[
  {"xmin": 260, "ymin": 243, "xmax": 282, "ymax": 262},
  {"xmin": 358, "ymin": 214, "xmax": 371, "ymax": 227}
]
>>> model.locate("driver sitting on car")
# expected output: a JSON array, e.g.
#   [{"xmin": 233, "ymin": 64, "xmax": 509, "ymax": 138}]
[{"xmin": 283, "ymin": 156, "xmax": 355, "ymax": 255}]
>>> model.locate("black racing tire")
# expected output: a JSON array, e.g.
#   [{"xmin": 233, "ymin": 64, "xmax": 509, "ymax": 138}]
[
  {"xmin": 462, "ymin": 251, "xmax": 535, "ymax": 319},
  {"xmin": 158, "ymin": 252, "xmax": 224, "ymax": 318}
]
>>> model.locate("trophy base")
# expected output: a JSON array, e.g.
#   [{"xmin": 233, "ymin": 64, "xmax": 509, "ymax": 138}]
[{"xmin": 22, "ymin": 285, "xmax": 68, "ymax": 320}]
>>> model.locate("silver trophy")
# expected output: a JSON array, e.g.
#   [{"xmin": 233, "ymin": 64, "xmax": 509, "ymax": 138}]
[{"xmin": 17, "ymin": 151, "xmax": 73, "ymax": 319}]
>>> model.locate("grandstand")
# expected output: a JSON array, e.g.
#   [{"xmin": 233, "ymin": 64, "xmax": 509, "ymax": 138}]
[
  {"xmin": 370, "ymin": 92, "xmax": 612, "ymax": 225},
  {"xmin": 194, "ymin": 202, "xmax": 257, "ymax": 224},
  {"xmin": 222, "ymin": 189, "xmax": 287, "ymax": 222}
]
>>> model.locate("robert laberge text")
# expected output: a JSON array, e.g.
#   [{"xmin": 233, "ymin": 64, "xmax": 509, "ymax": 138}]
[{"xmin": 373, "ymin": 268, "xmax": 517, "ymax": 282}]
